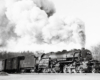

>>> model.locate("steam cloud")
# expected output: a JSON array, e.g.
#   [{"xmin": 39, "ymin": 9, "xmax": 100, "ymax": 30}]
[{"xmin": 0, "ymin": 0, "xmax": 85, "ymax": 53}]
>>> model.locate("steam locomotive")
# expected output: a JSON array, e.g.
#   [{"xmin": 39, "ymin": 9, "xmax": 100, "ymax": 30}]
[
  {"xmin": 37, "ymin": 48, "xmax": 96, "ymax": 73},
  {"xmin": 0, "ymin": 48, "xmax": 100, "ymax": 73}
]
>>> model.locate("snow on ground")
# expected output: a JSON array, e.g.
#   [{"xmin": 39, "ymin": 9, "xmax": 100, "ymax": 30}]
[{"xmin": 0, "ymin": 73, "xmax": 100, "ymax": 80}]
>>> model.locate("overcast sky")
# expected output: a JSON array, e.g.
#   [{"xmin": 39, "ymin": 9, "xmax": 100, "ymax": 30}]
[{"xmin": 51, "ymin": 0, "xmax": 100, "ymax": 48}]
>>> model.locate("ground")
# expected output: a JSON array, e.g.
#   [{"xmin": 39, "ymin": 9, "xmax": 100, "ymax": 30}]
[{"xmin": 0, "ymin": 73, "xmax": 100, "ymax": 80}]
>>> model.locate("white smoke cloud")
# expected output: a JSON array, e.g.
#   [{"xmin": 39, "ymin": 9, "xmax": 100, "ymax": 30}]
[
  {"xmin": 6, "ymin": 0, "xmax": 48, "ymax": 36},
  {"xmin": 0, "ymin": 14, "xmax": 17, "ymax": 47},
  {"xmin": 0, "ymin": 0, "xmax": 85, "ymax": 53},
  {"xmin": 42, "ymin": 15, "xmax": 85, "ymax": 52},
  {"xmin": 33, "ymin": 0, "xmax": 55, "ymax": 17}
]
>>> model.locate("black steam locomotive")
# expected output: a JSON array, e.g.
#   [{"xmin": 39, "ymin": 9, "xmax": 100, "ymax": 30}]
[
  {"xmin": 37, "ymin": 48, "xmax": 95, "ymax": 73},
  {"xmin": 0, "ymin": 48, "xmax": 100, "ymax": 73}
]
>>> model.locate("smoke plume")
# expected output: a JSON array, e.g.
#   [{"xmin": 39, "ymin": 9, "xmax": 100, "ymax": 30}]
[
  {"xmin": 0, "ymin": 0, "xmax": 85, "ymax": 53},
  {"xmin": 0, "ymin": 14, "xmax": 17, "ymax": 47}
]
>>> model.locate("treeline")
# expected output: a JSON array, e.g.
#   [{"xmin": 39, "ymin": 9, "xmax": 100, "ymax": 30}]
[
  {"xmin": 0, "ymin": 50, "xmax": 68, "ymax": 60},
  {"xmin": 0, "ymin": 51, "xmax": 35, "ymax": 60},
  {"xmin": 91, "ymin": 45, "xmax": 100, "ymax": 61},
  {"xmin": 0, "ymin": 49, "xmax": 83, "ymax": 60}
]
